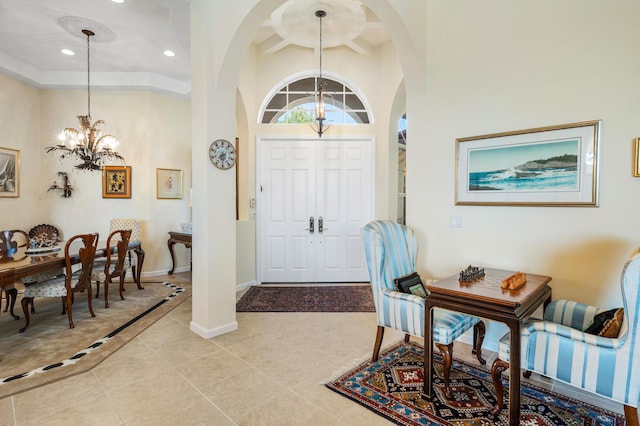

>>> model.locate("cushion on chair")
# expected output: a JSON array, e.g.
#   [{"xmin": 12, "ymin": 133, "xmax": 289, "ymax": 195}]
[
  {"xmin": 432, "ymin": 310, "xmax": 480, "ymax": 344},
  {"xmin": 394, "ymin": 271, "xmax": 427, "ymax": 297},
  {"xmin": 584, "ymin": 308, "xmax": 624, "ymax": 338},
  {"xmin": 23, "ymin": 271, "xmax": 81, "ymax": 298}
]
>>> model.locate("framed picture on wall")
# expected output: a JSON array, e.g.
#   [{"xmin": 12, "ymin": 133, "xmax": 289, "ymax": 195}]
[
  {"xmin": 634, "ymin": 138, "xmax": 640, "ymax": 177},
  {"xmin": 102, "ymin": 166, "xmax": 132, "ymax": 198},
  {"xmin": 455, "ymin": 120, "xmax": 600, "ymax": 206},
  {"xmin": 0, "ymin": 147, "xmax": 19, "ymax": 198},
  {"xmin": 157, "ymin": 168, "xmax": 183, "ymax": 199}
]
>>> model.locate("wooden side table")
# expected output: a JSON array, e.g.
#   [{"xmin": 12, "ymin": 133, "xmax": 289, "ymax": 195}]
[
  {"xmin": 423, "ymin": 268, "xmax": 552, "ymax": 426},
  {"xmin": 167, "ymin": 231, "xmax": 192, "ymax": 274}
]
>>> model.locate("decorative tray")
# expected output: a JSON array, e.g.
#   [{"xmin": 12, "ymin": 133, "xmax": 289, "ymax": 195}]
[{"xmin": 26, "ymin": 246, "xmax": 61, "ymax": 254}]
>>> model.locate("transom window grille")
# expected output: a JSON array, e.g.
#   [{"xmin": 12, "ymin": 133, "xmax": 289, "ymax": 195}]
[{"xmin": 261, "ymin": 77, "xmax": 370, "ymax": 125}]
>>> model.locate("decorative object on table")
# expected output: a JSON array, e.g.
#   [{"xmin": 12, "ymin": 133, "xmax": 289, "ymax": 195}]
[
  {"xmin": 362, "ymin": 220, "xmax": 486, "ymax": 399},
  {"xmin": 44, "ymin": 28, "xmax": 124, "ymax": 171},
  {"xmin": 310, "ymin": 10, "xmax": 331, "ymax": 138},
  {"xmin": 102, "ymin": 165, "xmax": 131, "ymax": 198},
  {"xmin": 489, "ymin": 247, "xmax": 640, "ymax": 424},
  {"xmin": 20, "ymin": 233, "xmax": 99, "ymax": 332},
  {"xmin": 0, "ymin": 147, "xmax": 19, "ymax": 198},
  {"xmin": 455, "ymin": 120, "xmax": 600, "ymax": 206},
  {"xmin": 325, "ymin": 340, "xmax": 625, "ymax": 426},
  {"xmin": 47, "ymin": 171, "xmax": 74, "ymax": 198},
  {"xmin": 500, "ymin": 271, "xmax": 527, "ymax": 290},
  {"xmin": 0, "ymin": 229, "xmax": 28, "ymax": 260},
  {"xmin": 27, "ymin": 224, "xmax": 60, "ymax": 251},
  {"xmin": 156, "ymin": 168, "xmax": 183, "ymax": 199},
  {"xmin": 458, "ymin": 264, "xmax": 485, "ymax": 282},
  {"xmin": 179, "ymin": 222, "xmax": 192, "ymax": 233},
  {"xmin": 634, "ymin": 137, "xmax": 640, "ymax": 177},
  {"xmin": 208, "ymin": 139, "xmax": 236, "ymax": 169}
]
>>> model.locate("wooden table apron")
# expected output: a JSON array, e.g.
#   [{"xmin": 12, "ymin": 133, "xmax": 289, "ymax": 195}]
[
  {"xmin": 0, "ymin": 240, "xmax": 144, "ymax": 318},
  {"xmin": 423, "ymin": 269, "xmax": 552, "ymax": 426}
]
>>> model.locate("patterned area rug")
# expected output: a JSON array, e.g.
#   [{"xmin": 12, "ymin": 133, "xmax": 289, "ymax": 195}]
[
  {"xmin": 326, "ymin": 341, "xmax": 625, "ymax": 425},
  {"xmin": 236, "ymin": 285, "xmax": 375, "ymax": 312}
]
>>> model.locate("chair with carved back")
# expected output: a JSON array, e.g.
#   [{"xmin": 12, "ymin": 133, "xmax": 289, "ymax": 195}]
[
  {"xmin": 94, "ymin": 218, "xmax": 143, "ymax": 290},
  {"xmin": 362, "ymin": 220, "xmax": 486, "ymax": 399},
  {"xmin": 0, "ymin": 229, "xmax": 29, "ymax": 319},
  {"xmin": 92, "ymin": 229, "xmax": 131, "ymax": 308},
  {"xmin": 20, "ymin": 233, "xmax": 99, "ymax": 332},
  {"xmin": 489, "ymin": 247, "xmax": 640, "ymax": 425}
]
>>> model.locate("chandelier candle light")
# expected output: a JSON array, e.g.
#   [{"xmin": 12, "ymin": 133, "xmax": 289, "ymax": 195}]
[
  {"xmin": 311, "ymin": 10, "xmax": 331, "ymax": 138},
  {"xmin": 46, "ymin": 29, "xmax": 124, "ymax": 171}
]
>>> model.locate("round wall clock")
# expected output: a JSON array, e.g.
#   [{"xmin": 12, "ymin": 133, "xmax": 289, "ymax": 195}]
[{"xmin": 209, "ymin": 139, "xmax": 236, "ymax": 170}]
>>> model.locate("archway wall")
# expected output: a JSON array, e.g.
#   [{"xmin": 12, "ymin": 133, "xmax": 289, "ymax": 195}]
[{"xmin": 190, "ymin": 0, "xmax": 425, "ymax": 336}]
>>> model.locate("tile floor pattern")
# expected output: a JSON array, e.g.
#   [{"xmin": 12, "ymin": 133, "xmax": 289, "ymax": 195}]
[{"xmin": 0, "ymin": 272, "xmax": 627, "ymax": 425}]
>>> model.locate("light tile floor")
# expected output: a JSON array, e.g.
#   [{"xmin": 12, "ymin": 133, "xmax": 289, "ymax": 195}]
[{"xmin": 0, "ymin": 272, "xmax": 627, "ymax": 425}]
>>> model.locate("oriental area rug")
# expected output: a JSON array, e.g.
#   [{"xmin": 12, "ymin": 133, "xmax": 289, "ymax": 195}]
[
  {"xmin": 0, "ymin": 280, "xmax": 188, "ymax": 398},
  {"xmin": 326, "ymin": 341, "xmax": 625, "ymax": 426},
  {"xmin": 236, "ymin": 284, "xmax": 375, "ymax": 312}
]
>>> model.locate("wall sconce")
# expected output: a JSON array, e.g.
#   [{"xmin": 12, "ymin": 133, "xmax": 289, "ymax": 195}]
[{"xmin": 48, "ymin": 172, "xmax": 74, "ymax": 198}]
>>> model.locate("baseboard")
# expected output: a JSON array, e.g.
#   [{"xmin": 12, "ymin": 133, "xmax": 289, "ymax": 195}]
[
  {"xmin": 236, "ymin": 280, "xmax": 256, "ymax": 293},
  {"xmin": 190, "ymin": 320, "xmax": 238, "ymax": 338}
]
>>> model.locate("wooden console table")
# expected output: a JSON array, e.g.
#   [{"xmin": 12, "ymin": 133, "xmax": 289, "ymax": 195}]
[{"xmin": 167, "ymin": 231, "xmax": 192, "ymax": 274}]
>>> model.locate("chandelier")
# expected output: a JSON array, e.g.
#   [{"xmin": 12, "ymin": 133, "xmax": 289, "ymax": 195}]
[
  {"xmin": 46, "ymin": 29, "xmax": 124, "ymax": 171},
  {"xmin": 311, "ymin": 10, "xmax": 331, "ymax": 138}
]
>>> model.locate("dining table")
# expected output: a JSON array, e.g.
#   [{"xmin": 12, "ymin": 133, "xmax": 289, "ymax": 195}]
[{"xmin": 0, "ymin": 239, "xmax": 144, "ymax": 323}]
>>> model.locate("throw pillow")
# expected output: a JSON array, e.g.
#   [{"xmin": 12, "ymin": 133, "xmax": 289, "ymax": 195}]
[
  {"xmin": 584, "ymin": 308, "xmax": 624, "ymax": 338},
  {"xmin": 394, "ymin": 271, "xmax": 427, "ymax": 298}
]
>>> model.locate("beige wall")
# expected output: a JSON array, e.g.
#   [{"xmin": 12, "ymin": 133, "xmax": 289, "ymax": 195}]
[
  {"xmin": 192, "ymin": 0, "xmax": 640, "ymax": 343},
  {"xmin": 0, "ymin": 73, "xmax": 192, "ymax": 275}
]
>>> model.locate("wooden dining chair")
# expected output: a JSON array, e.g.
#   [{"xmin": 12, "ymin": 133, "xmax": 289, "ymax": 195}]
[
  {"xmin": 92, "ymin": 229, "xmax": 131, "ymax": 308},
  {"xmin": 20, "ymin": 233, "xmax": 99, "ymax": 332},
  {"xmin": 94, "ymin": 218, "xmax": 144, "ymax": 289}
]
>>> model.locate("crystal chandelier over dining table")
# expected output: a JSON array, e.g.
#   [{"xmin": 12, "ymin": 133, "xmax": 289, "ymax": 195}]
[{"xmin": 45, "ymin": 29, "xmax": 124, "ymax": 171}]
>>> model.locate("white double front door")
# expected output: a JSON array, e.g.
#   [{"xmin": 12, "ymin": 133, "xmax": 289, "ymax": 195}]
[{"xmin": 258, "ymin": 137, "xmax": 374, "ymax": 283}]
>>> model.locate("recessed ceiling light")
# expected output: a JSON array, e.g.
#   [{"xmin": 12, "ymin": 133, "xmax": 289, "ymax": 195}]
[
  {"xmin": 61, "ymin": 49, "xmax": 75, "ymax": 56},
  {"xmin": 163, "ymin": 50, "xmax": 176, "ymax": 57},
  {"xmin": 112, "ymin": 0, "xmax": 124, "ymax": 3}
]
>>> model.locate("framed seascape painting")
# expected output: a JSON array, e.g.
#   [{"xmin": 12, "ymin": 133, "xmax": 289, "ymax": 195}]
[
  {"xmin": 0, "ymin": 147, "xmax": 19, "ymax": 198},
  {"xmin": 102, "ymin": 166, "xmax": 132, "ymax": 198},
  {"xmin": 156, "ymin": 168, "xmax": 183, "ymax": 199},
  {"xmin": 455, "ymin": 120, "xmax": 600, "ymax": 206}
]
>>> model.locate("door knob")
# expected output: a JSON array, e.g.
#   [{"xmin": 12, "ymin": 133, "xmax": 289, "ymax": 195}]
[
  {"xmin": 318, "ymin": 216, "xmax": 328, "ymax": 233},
  {"xmin": 305, "ymin": 216, "xmax": 315, "ymax": 234}
]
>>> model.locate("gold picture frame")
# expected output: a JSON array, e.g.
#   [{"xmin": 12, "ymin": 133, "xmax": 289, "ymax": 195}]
[
  {"xmin": 455, "ymin": 120, "xmax": 600, "ymax": 206},
  {"xmin": 156, "ymin": 168, "xmax": 183, "ymax": 199},
  {"xmin": 634, "ymin": 138, "xmax": 640, "ymax": 177},
  {"xmin": 102, "ymin": 166, "xmax": 132, "ymax": 198},
  {"xmin": 0, "ymin": 147, "xmax": 20, "ymax": 198}
]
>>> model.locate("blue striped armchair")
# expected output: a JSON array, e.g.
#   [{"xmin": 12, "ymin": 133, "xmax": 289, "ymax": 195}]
[
  {"xmin": 362, "ymin": 220, "xmax": 486, "ymax": 399},
  {"xmin": 491, "ymin": 248, "xmax": 640, "ymax": 425}
]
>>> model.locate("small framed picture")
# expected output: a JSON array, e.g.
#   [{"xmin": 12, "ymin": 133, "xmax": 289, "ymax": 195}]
[
  {"xmin": 0, "ymin": 147, "xmax": 19, "ymax": 198},
  {"xmin": 634, "ymin": 138, "xmax": 640, "ymax": 177},
  {"xmin": 102, "ymin": 166, "xmax": 132, "ymax": 198},
  {"xmin": 157, "ymin": 168, "xmax": 183, "ymax": 199}
]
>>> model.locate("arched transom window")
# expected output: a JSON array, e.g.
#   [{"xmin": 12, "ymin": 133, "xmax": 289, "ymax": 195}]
[{"xmin": 261, "ymin": 76, "xmax": 370, "ymax": 125}]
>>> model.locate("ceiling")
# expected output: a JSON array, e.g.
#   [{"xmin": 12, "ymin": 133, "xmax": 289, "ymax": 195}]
[{"xmin": 0, "ymin": 0, "xmax": 390, "ymax": 96}]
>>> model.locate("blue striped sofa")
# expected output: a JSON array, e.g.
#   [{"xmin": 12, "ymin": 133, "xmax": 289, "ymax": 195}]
[
  {"xmin": 490, "ymin": 248, "xmax": 640, "ymax": 425},
  {"xmin": 362, "ymin": 220, "xmax": 486, "ymax": 399}
]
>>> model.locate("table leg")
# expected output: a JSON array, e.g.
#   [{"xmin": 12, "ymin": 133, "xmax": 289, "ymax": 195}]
[
  {"xmin": 133, "ymin": 246, "xmax": 145, "ymax": 289},
  {"xmin": 423, "ymin": 302, "xmax": 434, "ymax": 397},
  {"xmin": 508, "ymin": 320, "xmax": 521, "ymax": 426},
  {"xmin": 167, "ymin": 239, "xmax": 177, "ymax": 275}
]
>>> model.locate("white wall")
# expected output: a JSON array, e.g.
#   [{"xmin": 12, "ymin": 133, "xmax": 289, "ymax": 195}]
[{"xmin": 0, "ymin": 73, "xmax": 192, "ymax": 276}]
